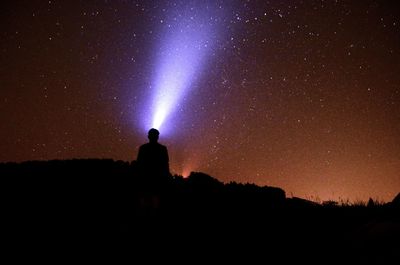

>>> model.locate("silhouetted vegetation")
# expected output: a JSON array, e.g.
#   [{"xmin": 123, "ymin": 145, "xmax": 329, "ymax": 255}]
[{"xmin": 1, "ymin": 159, "xmax": 398, "ymax": 264}]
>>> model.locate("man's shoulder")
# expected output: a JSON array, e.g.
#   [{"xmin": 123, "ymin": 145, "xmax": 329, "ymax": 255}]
[
  {"xmin": 155, "ymin": 143, "xmax": 167, "ymax": 150},
  {"xmin": 139, "ymin": 143, "xmax": 151, "ymax": 149},
  {"xmin": 140, "ymin": 142, "xmax": 167, "ymax": 149}
]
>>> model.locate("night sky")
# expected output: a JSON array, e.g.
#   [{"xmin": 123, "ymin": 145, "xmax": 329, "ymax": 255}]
[{"xmin": 1, "ymin": 0, "xmax": 399, "ymax": 202}]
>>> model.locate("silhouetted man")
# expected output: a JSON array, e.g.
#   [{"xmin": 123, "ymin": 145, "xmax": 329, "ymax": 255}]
[{"xmin": 137, "ymin": 128, "xmax": 170, "ymax": 180}]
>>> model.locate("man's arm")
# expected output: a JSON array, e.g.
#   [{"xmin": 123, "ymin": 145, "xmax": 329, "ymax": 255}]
[
  {"xmin": 163, "ymin": 146, "xmax": 170, "ymax": 175},
  {"xmin": 137, "ymin": 145, "xmax": 143, "ymax": 163}
]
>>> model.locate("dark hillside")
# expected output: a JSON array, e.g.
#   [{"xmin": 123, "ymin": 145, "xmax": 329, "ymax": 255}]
[{"xmin": 1, "ymin": 159, "xmax": 398, "ymax": 263}]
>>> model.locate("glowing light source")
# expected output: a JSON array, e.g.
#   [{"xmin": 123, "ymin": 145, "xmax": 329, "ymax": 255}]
[{"xmin": 152, "ymin": 106, "xmax": 167, "ymax": 130}]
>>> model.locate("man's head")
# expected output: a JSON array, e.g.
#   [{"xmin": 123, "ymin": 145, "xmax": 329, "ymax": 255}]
[{"xmin": 148, "ymin": 128, "xmax": 160, "ymax": 143}]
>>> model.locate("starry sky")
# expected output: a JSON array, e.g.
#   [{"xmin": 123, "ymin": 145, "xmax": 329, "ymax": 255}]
[{"xmin": 1, "ymin": 0, "xmax": 399, "ymax": 202}]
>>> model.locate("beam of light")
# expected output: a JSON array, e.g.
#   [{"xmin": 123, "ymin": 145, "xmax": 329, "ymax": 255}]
[{"xmin": 144, "ymin": 7, "xmax": 215, "ymax": 134}]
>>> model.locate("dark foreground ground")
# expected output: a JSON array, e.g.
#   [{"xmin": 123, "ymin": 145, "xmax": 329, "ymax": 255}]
[{"xmin": 1, "ymin": 159, "xmax": 399, "ymax": 264}]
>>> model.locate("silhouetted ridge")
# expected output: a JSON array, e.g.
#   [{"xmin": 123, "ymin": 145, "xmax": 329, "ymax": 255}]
[
  {"xmin": 392, "ymin": 192, "xmax": 400, "ymax": 207},
  {"xmin": 1, "ymin": 159, "xmax": 398, "ymax": 264}
]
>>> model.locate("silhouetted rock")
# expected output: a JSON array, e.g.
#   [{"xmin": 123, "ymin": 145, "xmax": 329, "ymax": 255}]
[
  {"xmin": 287, "ymin": 196, "xmax": 320, "ymax": 209},
  {"xmin": 187, "ymin": 171, "xmax": 224, "ymax": 191},
  {"xmin": 392, "ymin": 192, "xmax": 400, "ymax": 208}
]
